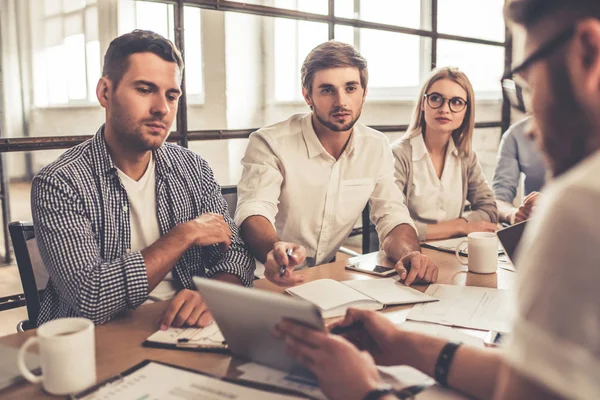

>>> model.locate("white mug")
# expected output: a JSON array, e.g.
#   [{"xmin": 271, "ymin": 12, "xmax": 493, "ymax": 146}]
[
  {"xmin": 17, "ymin": 318, "xmax": 96, "ymax": 395},
  {"xmin": 455, "ymin": 232, "xmax": 498, "ymax": 274}
]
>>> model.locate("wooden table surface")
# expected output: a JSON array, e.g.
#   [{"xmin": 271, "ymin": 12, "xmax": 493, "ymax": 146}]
[{"xmin": 0, "ymin": 248, "xmax": 515, "ymax": 399}]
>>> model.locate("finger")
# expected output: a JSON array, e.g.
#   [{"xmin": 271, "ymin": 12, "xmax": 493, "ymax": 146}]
[
  {"xmin": 173, "ymin": 299, "xmax": 196, "ymax": 328},
  {"xmin": 198, "ymin": 310, "xmax": 214, "ymax": 327},
  {"xmin": 422, "ymin": 263, "xmax": 434, "ymax": 282},
  {"xmin": 404, "ymin": 256, "xmax": 422, "ymax": 286},
  {"xmin": 394, "ymin": 261, "xmax": 408, "ymax": 281},
  {"xmin": 273, "ymin": 245, "xmax": 290, "ymax": 267},
  {"xmin": 289, "ymin": 245, "xmax": 307, "ymax": 267},
  {"xmin": 185, "ymin": 304, "xmax": 206, "ymax": 327},
  {"xmin": 284, "ymin": 335, "xmax": 318, "ymax": 368},
  {"xmin": 160, "ymin": 295, "xmax": 186, "ymax": 330},
  {"xmin": 432, "ymin": 266, "xmax": 439, "ymax": 282}
]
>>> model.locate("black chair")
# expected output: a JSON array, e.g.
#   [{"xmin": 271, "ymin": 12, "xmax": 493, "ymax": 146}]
[
  {"xmin": 220, "ymin": 185, "xmax": 238, "ymax": 219},
  {"xmin": 8, "ymin": 221, "xmax": 48, "ymax": 331}
]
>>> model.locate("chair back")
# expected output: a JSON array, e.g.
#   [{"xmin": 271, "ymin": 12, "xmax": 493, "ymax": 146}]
[
  {"xmin": 8, "ymin": 221, "xmax": 48, "ymax": 330},
  {"xmin": 220, "ymin": 185, "xmax": 238, "ymax": 219}
]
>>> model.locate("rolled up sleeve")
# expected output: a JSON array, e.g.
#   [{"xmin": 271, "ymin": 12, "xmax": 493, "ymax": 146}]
[
  {"xmin": 32, "ymin": 174, "xmax": 148, "ymax": 325},
  {"xmin": 465, "ymin": 151, "xmax": 498, "ymax": 223},
  {"xmin": 198, "ymin": 159, "xmax": 255, "ymax": 287},
  {"xmin": 234, "ymin": 132, "xmax": 283, "ymax": 228},
  {"xmin": 370, "ymin": 142, "xmax": 416, "ymax": 244}
]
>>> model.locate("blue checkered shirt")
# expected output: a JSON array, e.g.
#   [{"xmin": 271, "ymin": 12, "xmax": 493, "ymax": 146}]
[{"xmin": 31, "ymin": 126, "xmax": 255, "ymax": 325}]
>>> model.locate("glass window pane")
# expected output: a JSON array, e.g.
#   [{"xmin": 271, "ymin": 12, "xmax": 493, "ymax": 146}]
[
  {"xmin": 64, "ymin": 13, "xmax": 83, "ymax": 37},
  {"xmin": 184, "ymin": 6, "xmax": 204, "ymax": 99},
  {"xmin": 274, "ymin": 19, "xmax": 329, "ymax": 102},
  {"xmin": 44, "ymin": 0, "xmax": 62, "ymax": 16},
  {"xmin": 438, "ymin": 0, "xmax": 505, "ymax": 42},
  {"xmin": 335, "ymin": 26, "xmax": 430, "ymax": 99},
  {"xmin": 85, "ymin": 6, "xmax": 98, "ymax": 42},
  {"xmin": 437, "ymin": 39, "xmax": 503, "ymax": 96},
  {"xmin": 130, "ymin": 1, "xmax": 175, "ymax": 41},
  {"xmin": 46, "ymin": 45, "xmax": 69, "ymax": 104},
  {"xmin": 335, "ymin": 0, "xmax": 425, "ymax": 30},
  {"xmin": 86, "ymin": 40, "xmax": 101, "ymax": 102},
  {"xmin": 63, "ymin": 0, "xmax": 85, "ymax": 13},
  {"xmin": 65, "ymin": 34, "xmax": 87, "ymax": 100},
  {"xmin": 45, "ymin": 17, "xmax": 63, "ymax": 47}
]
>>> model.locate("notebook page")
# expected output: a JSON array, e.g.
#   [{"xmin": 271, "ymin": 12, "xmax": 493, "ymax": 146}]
[{"xmin": 343, "ymin": 278, "xmax": 438, "ymax": 306}]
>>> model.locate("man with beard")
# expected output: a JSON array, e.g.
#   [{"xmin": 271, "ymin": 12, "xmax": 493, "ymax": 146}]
[
  {"xmin": 235, "ymin": 41, "xmax": 437, "ymax": 286},
  {"xmin": 272, "ymin": 1, "xmax": 600, "ymax": 399},
  {"xmin": 31, "ymin": 30, "xmax": 254, "ymax": 327}
]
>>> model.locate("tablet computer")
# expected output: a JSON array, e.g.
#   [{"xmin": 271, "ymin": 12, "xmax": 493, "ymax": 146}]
[
  {"xmin": 193, "ymin": 277, "xmax": 325, "ymax": 373},
  {"xmin": 496, "ymin": 220, "xmax": 528, "ymax": 266}
]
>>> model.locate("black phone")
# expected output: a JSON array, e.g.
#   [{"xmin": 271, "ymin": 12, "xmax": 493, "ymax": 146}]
[{"xmin": 345, "ymin": 262, "xmax": 398, "ymax": 277}]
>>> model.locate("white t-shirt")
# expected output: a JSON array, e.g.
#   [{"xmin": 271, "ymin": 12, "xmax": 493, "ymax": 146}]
[
  {"xmin": 116, "ymin": 154, "xmax": 177, "ymax": 301},
  {"xmin": 409, "ymin": 134, "xmax": 463, "ymax": 223},
  {"xmin": 505, "ymin": 150, "xmax": 600, "ymax": 399}
]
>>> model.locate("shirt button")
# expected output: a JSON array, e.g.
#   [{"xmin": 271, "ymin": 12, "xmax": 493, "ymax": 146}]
[{"xmin": 122, "ymin": 205, "xmax": 128, "ymax": 212}]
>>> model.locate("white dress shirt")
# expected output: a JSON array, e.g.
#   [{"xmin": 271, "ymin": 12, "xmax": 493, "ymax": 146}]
[
  {"xmin": 505, "ymin": 150, "xmax": 600, "ymax": 399},
  {"xmin": 409, "ymin": 134, "xmax": 463, "ymax": 223},
  {"xmin": 235, "ymin": 113, "xmax": 415, "ymax": 266},
  {"xmin": 116, "ymin": 154, "xmax": 176, "ymax": 301}
]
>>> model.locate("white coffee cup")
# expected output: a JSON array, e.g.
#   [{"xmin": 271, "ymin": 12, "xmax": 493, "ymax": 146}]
[
  {"xmin": 455, "ymin": 232, "xmax": 498, "ymax": 274},
  {"xmin": 17, "ymin": 318, "xmax": 96, "ymax": 395}
]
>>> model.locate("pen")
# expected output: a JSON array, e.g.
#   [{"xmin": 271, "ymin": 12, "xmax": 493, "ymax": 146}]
[
  {"xmin": 330, "ymin": 321, "xmax": 364, "ymax": 335},
  {"xmin": 279, "ymin": 248, "xmax": 294, "ymax": 278}
]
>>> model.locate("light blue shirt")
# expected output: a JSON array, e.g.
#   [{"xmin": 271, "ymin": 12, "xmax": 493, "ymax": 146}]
[{"xmin": 493, "ymin": 117, "xmax": 547, "ymax": 203}]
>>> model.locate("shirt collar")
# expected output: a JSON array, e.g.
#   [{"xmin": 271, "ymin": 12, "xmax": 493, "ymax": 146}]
[
  {"xmin": 91, "ymin": 124, "xmax": 172, "ymax": 178},
  {"xmin": 411, "ymin": 133, "xmax": 459, "ymax": 161},
  {"xmin": 301, "ymin": 113, "xmax": 358, "ymax": 159}
]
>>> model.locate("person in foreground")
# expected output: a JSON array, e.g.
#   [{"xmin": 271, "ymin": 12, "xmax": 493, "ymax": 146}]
[
  {"xmin": 31, "ymin": 30, "xmax": 254, "ymax": 327},
  {"xmin": 235, "ymin": 40, "xmax": 437, "ymax": 287},
  {"xmin": 493, "ymin": 117, "xmax": 546, "ymax": 224},
  {"xmin": 391, "ymin": 67, "xmax": 498, "ymax": 241},
  {"xmin": 275, "ymin": 0, "xmax": 600, "ymax": 399}
]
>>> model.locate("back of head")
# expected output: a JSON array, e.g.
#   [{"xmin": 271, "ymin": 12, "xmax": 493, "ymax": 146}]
[
  {"xmin": 102, "ymin": 29, "xmax": 184, "ymax": 88},
  {"xmin": 404, "ymin": 67, "xmax": 475, "ymax": 157},
  {"xmin": 505, "ymin": 0, "xmax": 600, "ymax": 27},
  {"xmin": 301, "ymin": 40, "xmax": 368, "ymax": 95}
]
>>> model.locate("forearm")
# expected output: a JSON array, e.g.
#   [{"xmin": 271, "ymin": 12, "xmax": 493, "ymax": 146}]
[
  {"xmin": 142, "ymin": 224, "xmax": 194, "ymax": 291},
  {"xmin": 240, "ymin": 215, "xmax": 280, "ymax": 263},
  {"xmin": 424, "ymin": 219, "xmax": 467, "ymax": 240},
  {"xmin": 382, "ymin": 223, "xmax": 421, "ymax": 262},
  {"xmin": 399, "ymin": 332, "xmax": 503, "ymax": 400},
  {"xmin": 497, "ymin": 200, "xmax": 517, "ymax": 224}
]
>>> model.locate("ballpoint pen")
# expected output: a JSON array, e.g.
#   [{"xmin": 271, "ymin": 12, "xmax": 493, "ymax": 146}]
[{"xmin": 279, "ymin": 248, "xmax": 294, "ymax": 277}]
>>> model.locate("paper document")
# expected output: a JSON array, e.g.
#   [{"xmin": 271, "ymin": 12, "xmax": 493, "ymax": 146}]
[
  {"xmin": 399, "ymin": 321, "xmax": 484, "ymax": 347},
  {"xmin": 77, "ymin": 361, "xmax": 304, "ymax": 400},
  {"xmin": 343, "ymin": 278, "xmax": 438, "ymax": 306},
  {"xmin": 145, "ymin": 323, "xmax": 227, "ymax": 350},
  {"xmin": 424, "ymin": 237, "xmax": 504, "ymax": 256},
  {"xmin": 238, "ymin": 363, "xmax": 447, "ymax": 400},
  {"xmin": 407, "ymin": 284, "xmax": 515, "ymax": 332}
]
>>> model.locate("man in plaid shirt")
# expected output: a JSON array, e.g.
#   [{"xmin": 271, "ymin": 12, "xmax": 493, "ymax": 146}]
[{"xmin": 31, "ymin": 30, "xmax": 254, "ymax": 327}]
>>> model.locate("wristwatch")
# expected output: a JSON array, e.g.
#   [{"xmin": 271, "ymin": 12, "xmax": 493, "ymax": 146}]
[{"xmin": 363, "ymin": 383, "xmax": 395, "ymax": 400}]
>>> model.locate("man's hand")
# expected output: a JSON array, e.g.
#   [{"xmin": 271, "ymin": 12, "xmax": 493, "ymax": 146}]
[
  {"xmin": 513, "ymin": 191, "xmax": 540, "ymax": 224},
  {"xmin": 185, "ymin": 213, "xmax": 232, "ymax": 251},
  {"xmin": 274, "ymin": 318, "xmax": 385, "ymax": 400},
  {"xmin": 159, "ymin": 289, "xmax": 213, "ymax": 330},
  {"xmin": 329, "ymin": 308, "xmax": 403, "ymax": 366},
  {"xmin": 264, "ymin": 241, "xmax": 307, "ymax": 286},
  {"xmin": 396, "ymin": 251, "xmax": 438, "ymax": 286},
  {"xmin": 463, "ymin": 220, "xmax": 498, "ymax": 235}
]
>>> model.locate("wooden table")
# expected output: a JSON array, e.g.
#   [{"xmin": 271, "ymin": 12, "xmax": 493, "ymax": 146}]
[{"xmin": 0, "ymin": 249, "xmax": 515, "ymax": 399}]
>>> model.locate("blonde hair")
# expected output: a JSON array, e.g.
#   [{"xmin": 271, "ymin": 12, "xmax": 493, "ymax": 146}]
[{"xmin": 403, "ymin": 67, "xmax": 475, "ymax": 156}]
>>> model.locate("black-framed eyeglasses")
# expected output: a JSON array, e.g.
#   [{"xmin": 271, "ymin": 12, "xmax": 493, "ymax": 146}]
[
  {"xmin": 501, "ymin": 25, "xmax": 576, "ymax": 113},
  {"xmin": 424, "ymin": 92, "xmax": 468, "ymax": 113}
]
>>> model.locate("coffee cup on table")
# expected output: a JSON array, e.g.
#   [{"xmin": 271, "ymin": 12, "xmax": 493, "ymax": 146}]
[
  {"xmin": 17, "ymin": 318, "xmax": 96, "ymax": 395},
  {"xmin": 455, "ymin": 232, "xmax": 498, "ymax": 274}
]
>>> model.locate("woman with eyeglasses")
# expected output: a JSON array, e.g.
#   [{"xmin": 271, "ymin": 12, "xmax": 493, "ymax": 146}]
[{"xmin": 391, "ymin": 67, "xmax": 498, "ymax": 241}]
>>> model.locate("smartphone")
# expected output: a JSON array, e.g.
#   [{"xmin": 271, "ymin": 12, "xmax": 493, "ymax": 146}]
[
  {"xmin": 345, "ymin": 262, "xmax": 398, "ymax": 277},
  {"xmin": 484, "ymin": 331, "xmax": 508, "ymax": 347}
]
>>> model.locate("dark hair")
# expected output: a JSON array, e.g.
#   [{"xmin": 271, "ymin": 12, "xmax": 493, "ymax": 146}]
[
  {"xmin": 301, "ymin": 40, "xmax": 368, "ymax": 95},
  {"xmin": 102, "ymin": 29, "xmax": 184, "ymax": 88},
  {"xmin": 505, "ymin": 0, "xmax": 600, "ymax": 27}
]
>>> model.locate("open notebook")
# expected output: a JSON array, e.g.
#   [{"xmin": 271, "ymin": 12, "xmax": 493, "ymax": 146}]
[
  {"xmin": 285, "ymin": 278, "xmax": 437, "ymax": 318},
  {"xmin": 144, "ymin": 323, "xmax": 228, "ymax": 352},
  {"xmin": 423, "ymin": 237, "xmax": 505, "ymax": 256}
]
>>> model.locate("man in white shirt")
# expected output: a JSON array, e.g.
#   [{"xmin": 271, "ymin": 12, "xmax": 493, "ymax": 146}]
[
  {"xmin": 272, "ymin": 1, "xmax": 600, "ymax": 399},
  {"xmin": 235, "ymin": 41, "xmax": 437, "ymax": 287}
]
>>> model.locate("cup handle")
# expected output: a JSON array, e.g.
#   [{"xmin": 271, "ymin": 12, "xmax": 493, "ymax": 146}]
[
  {"xmin": 17, "ymin": 337, "xmax": 43, "ymax": 384},
  {"xmin": 455, "ymin": 240, "xmax": 468, "ymax": 265}
]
